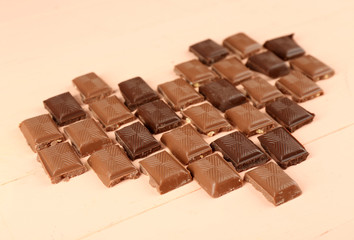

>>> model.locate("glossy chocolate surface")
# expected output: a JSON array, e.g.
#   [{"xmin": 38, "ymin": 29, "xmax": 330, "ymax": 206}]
[
  {"xmin": 263, "ymin": 34, "xmax": 305, "ymax": 60},
  {"xmin": 189, "ymin": 39, "xmax": 229, "ymax": 65},
  {"xmin": 223, "ymin": 33, "xmax": 261, "ymax": 59}
]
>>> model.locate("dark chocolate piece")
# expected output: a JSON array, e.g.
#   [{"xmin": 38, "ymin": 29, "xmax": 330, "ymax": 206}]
[
  {"xmin": 187, "ymin": 153, "xmax": 242, "ymax": 198},
  {"xmin": 115, "ymin": 122, "xmax": 161, "ymax": 160},
  {"xmin": 263, "ymin": 34, "xmax": 305, "ymax": 60},
  {"xmin": 43, "ymin": 92, "xmax": 87, "ymax": 126},
  {"xmin": 189, "ymin": 39, "xmax": 229, "ymax": 65},
  {"xmin": 199, "ymin": 79, "xmax": 247, "ymax": 112},
  {"xmin": 223, "ymin": 33, "xmax": 262, "ymax": 59},
  {"xmin": 211, "ymin": 131, "xmax": 270, "ymax": 172},
  {"xmin": 244, "ymin": 162, "xmax": 302, "ymax": 206},
  {"xmin": 258, "ymin": 127, "xmax": 309, "ymax": 169},
  {"xmin": 87, "ymin": 145, "xmax": 140, "ymax": 187},
  {"xmin": 140, "ymin": 151, "xmax": 192, "ymax": 194},
  {"xmin": 19, "ymin": 114, "xmax": 65, "ymax": 152}
]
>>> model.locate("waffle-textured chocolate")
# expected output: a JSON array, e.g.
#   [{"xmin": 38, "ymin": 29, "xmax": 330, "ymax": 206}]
[
  {"xmin": 189, "ymin": 39, "xmax": 229, "ymax": 65},
  {"xmin": 263, "ymin": 34, "xmax": 305, "ymax": 60},
  {"xmin": 223, "ymin": 33, "xmax": 262, "ymax": 59}
]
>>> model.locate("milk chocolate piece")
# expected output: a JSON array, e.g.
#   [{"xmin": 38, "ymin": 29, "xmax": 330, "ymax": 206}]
[
  {"xmin": 19, "ymin": 114, "xmax": 65, "ymax": 152},
  {"xmin": 187, "ymin": 153, "xmax": 242, "ymax": 198},
  {"xmin": 266, "ymin": 97, "xmax": 314, "ymax": 132},
  {"xmin": 246, "ymin": 51, "xmax": 290, "ymax": 78},
  {"xmin": 87, "ymin": 145, "xmax": 140, "ymax": 187},
  {"xmin": 199, "ymin": 79, "xmax": 247, "ymax": 112},
  {"xmin": 118, "ymin": 77, "xmax": 160, "ymax": 111},
  {"xmin": 289, "ymin": 55, "xmax": 335, "ymax": 81},
  {"xmin": 37, "ymin": 142, "xmax": 87, "ymax": 184},
  {"xmin": 189, "ymin": 39, "xmax": 229, "ymax": 65},
  {"xmin": 181, "ymin": 103, "xmax": 232, "ymax": 136},
  {"xmin": 276, "ymin": 71, "xmax": 324, "ymax": 102},
  {"xmin": 43, "ymin": 92, "xmax": 87, "ymax": 126},
  {"xmin": 115, "ymin": 122, "xmax": 161, "ymax": 160},
  {"xmin": 225, "ymin": 102, "xmax": 275, "ymax": 137},
  {"xmin": 140, "ymin": 151, "xmax": 192, "ymax": 194},
  {"xmin": 263, "ymin": 34, "xmax": 305, "ymax": 60},
  {"xmin": 136, "ymin": 100, "xmax": 182, "ymax": 134},
  {"xmin": 245, "ymin": 162, "xmax": 302, "ymax": 206},
  {"xmin": 242, "ymin": 77, "xmax": 283, "ymax": 108},
  {"xmin": 160, "ymin": 124, "xmax": 212, "ymax": 165},
  {"xmin": 211, "ymin": 57, "xmax": 253, "ymax": 85},
  {"xmin": 157, "ymin": 78, "xmax": 204, "ymax": 111},
  {"xmin": 174, "ymin": 59, "xmax": 218, "ymax": 87},
  {"xmin": 223, "ymin": 33, "xmax": 262, "ymax": 59},
  {"xmin": 72, "ymin": 72, "xmax": 113, "ymax": 104},
  {"xmin": 88, "ymin": 95, "xmax": 135, "ymax": 131},
  {"xmin": 64, "ymin": 118, "xmax": 112, "ymax": 157},
  {"xmin": 258, "ymin": 127, "xmax": 309, "ymax": 169},
  {"xmin": 211, "ymin": 131, "xmax": 270, "ymax": 172}
]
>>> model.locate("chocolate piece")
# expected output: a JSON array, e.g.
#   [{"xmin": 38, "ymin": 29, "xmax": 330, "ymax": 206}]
[
  {"xmin": 244, "ymin": 162, "xmax": 302, "ymax": 206},
  {"xmin": 64, "ymin": 118, "xmax": 112, "ymax": 157},
  {"xmin": 157, "ymin": 78, "xmax": 204, "ymax": 110},
  {"xmin": 265, "ymin": 97, "xmax": 314, "ymax": 132},
  {"xmin": 88, "ymin": 95, "xmax": 135, "ymax": 131},
  {"xmin": 263, "ymin": 34, "xmax": 305, "ymax": 60},
  {"xmin": 160, "ymin": 124, "xmax": 212, "ymax": 165},
  {"xmin": 174, "ymin": 59, "xmax": 218, "ymax": 87},
  {"xmin": 199, "ymin": 79, "xmax": 247, "ymax": 112},
  {"xmin": 223, "ymin": 33, "xmax": 262, "ymax": 59},
  {"xmin": 118, "ymin": 77, "xmax": 160, "ymax": 111},
  {"xmin": 246, "ymin": 51, "xmax": 290, "ymax": 78},
  {"xmin": 115, "ymin": 122, "xmax": 161, "ymax": 160},
  {"xmin": 136, "ymin": 100, "xmax": 182, "ymax": 134},
  {"xmin": 72, "ymin": 72, "xmax": 113, "ymax": 104},
  {"xmin": 211, "ymin": 131, "xmax": 270, "ymax": 172},
  {"xmin": 37, "ymin": 142, "xmax": 87, "ymax": 184},
  {"xmin": 211, "ymin": 57, "xmax": 253, "ymax": 85},
  {"xmin": 225, "ymin": 102, "xmax": 275, "ymax": 137},
  {"xmin": 258, "ymin": 127, "xmax": 309, "ymax": 169},
  {"xmin": 187, "ymin": 153, "xmax": 242, "ymax": 198},
  {"xmin": 43, "ymin": 92, "xmax": 87, "ymax": 126},
  {"xmin": 140, "ymin": 151, "xmax": 192, "ymax": 194},
  {"xmin": 19, "ymin": 114, "xmax": 65, "ymax": 152},
  {"xmin": 289, "ymin": 55, "xmax": 335, "ymax": 81},
  {"xmin": 87, "ymin": 145, "xmax": 140, "ymax": 187},
  {"xmin": 276, "ymin": 71, "xmax": 324, "ymax": 102},
  {"xmin": 181, "ymin": 103, "xmax": 232, "ymax": 136},
  {"xmin": 189, "ymin": 39, "xmax": 229, "ymax": 65},
  {"xmin": 242, "ymin": 77, "xmax": 283, "ymax": 108}
]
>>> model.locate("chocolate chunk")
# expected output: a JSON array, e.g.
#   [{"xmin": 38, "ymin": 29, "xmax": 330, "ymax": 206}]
[
  {"xmin": 157, "ymin": 78, "xmax": 204, "ymax": 111},
  {"xmin": 199, "ymin": 79, "xmax": 247, "ymax": 112},
  {"xmin": 19, "ymin": 114, "xmax": 65, "ymax": 152},
  {"xmin": 223, "ymin": 32, "xmax": 262, "ymax": 59},
  {"xmin": 211, "ymin": 131, "xmax": 270, "ymax": 172},
  {"xmin": 242, "ymin": 77, "xmax": 284, "ymax": 108},
  {"xmin": 72, "ymin": 72, "xmax": 113, "ymax": 104},
  {"xmin": 64, "ymin": 118, "xmax": 112, "ymax": 157},
  {"xmin": 187, "ymin": 153, "xmax": 242, "ymax": 198},
  {"xmin": 189, "ymin": 39, "xmax": 229, "ymax": 65},
  {"xmin": 263, "ymin": 34, "xmax": 305, "ymax": 60},
  {"xmin": 244, "ymin": 162, "xmax": 302, "ymax": 206},
  {"xmin": 115, "ymin": 122, "xmax": 161, "ymax": 160},
  {"xmin": 181, "ymin": 102, "xmax": 232, "ymax": 136},
  {"xmin": 160, "ymin": 124, "xmax": 212, "ymax": 165},
  {"xmin": 265, "ymin": 97, "xmax": 314, "ymax": 132},
  {"xmin": 211, "ymin": 57, "xmax": 253, "ymax": 85},
  {"xmin": 140, "ymin": 151, "xmax": 192, "ymax": 194},
  {"xmin": 289, "ymin": 55, "xmax": 335, "ymax": 81},
  {"xmin": 276, "ymin": 70, "xmax": 324, "ymax": 102},
  {"xmin": 258, "ymin": 127, "xmax": 309, "ymax": 169},
  {"xmin": 136, "ymin": 100, "xmax": 183, "ymax": 134},
  {"xmin": 43, "ymin": 92, "xmax": 87, "ymax": 126},
  {"xmin": 174, "ymin": 59, "xmax": 218, "ymax": 87},
  {"xmin": 118, "ymin": 77, "xmax": 160, "ymax": 111},
  {"xmin": 87, "ymin": 145, "xmax": 140, "ymax": 187},
  {"xmin": 88, "ymin": 95, "xmax": 135, "ymax": 131},
  {"xmin": 37, "ymin": 142, "xmax": 87, "ymax": 184},
  {"xmin": 246, "ymin": 51, "xmax": 290, "ymax": 78}
]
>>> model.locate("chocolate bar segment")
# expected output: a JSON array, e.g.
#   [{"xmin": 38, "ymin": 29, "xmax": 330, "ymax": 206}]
[
  {"xmin": 140, "ymin": 151, "xmax": 192, "ymax": 194},
  {"xmin": 223, "ymin": 33, "xmax": 262, "ymax": 59},
  {"xmin": 263, "ymin": 34, "xmax": 305, "ymax": 60},
  {"xmin": 189, "ymin": 39, "xmax": 229, "ymax": 65}
]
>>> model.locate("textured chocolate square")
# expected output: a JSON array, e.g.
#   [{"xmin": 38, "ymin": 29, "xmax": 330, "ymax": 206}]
[
  {"xmin": 263, "ymin": 34, "xmax": 305, "ymax": 60},
  {"xmin": 189, "ymin": 39, "xmax": 229, "ymax": 65},
  {"xmin": 223, "ymin": 32, "xmax": 262, "ymax": 59}
]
